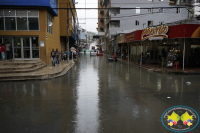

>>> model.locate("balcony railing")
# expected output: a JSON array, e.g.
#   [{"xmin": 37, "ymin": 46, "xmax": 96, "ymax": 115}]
[
  {"xmin": 100, "ymin": 9, "xmax": 104, "ymax": 14},
  {"xmin": 100, "ymin": 27, "xmax": 104, "ymax": 32},
  {"xmin": 100, "ymin": 18, "xmax": 104, "ymax": 23},
  {"xmin": 169, "ymin": 0, "xmax": 192, "ymax": 5}
]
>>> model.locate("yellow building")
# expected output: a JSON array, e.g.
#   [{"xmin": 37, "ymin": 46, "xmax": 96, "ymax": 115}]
[{"xmin": 0, "ymin": 0, "xmax": 77, "ymax": 64}]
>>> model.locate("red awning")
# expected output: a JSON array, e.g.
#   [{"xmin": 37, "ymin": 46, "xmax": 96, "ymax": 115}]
[{"xmin": 124, "ymin": 24, "xmax": 200, "ymax": 43}]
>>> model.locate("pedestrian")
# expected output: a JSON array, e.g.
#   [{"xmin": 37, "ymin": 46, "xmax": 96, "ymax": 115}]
[
  {"xmin": 55, "ymin": 48, "xmax": 60, "ymax": 65},
  {"xmin": 65, "ymin": 50, "xmax": 70, "ymax": 60},
  {"xmin": 113, "ymin": 53, "xmax": 116, "ymax": 61},
  {"xmin": 61, "ymin": 50, "xmax": 64, "ymax": 61},
  {"xmin": 5, "ymin": 42, "xmax": 11, "ymax": 59},
  {"xmin": 50, "ymin": 48, "xmax": 56, "ymax": 66},
  {"xmin": 0, "ymin": 43, "xmax": 1, "ymax": 59},
  {"xmin": 1, "ymin": 43, "xmax": 5, "ymax": 60},
  {"xmin": 73, "ymin": 50, "xmax": 76, "ymax": 59}
]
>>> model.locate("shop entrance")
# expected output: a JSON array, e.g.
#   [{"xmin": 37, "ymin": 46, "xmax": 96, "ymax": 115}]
[{"xmin": 3, "ymin": 36, "xmax": 39, "ymax": 60}]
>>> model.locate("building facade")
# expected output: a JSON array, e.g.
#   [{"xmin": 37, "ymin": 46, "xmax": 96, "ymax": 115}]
[
  {"xmin": 0, "ymin": 0, "xmax": 77, "ymax": 64},
  {"xmin": 98, "ymin": 0, "xmax": 192, "ymax": 54}
]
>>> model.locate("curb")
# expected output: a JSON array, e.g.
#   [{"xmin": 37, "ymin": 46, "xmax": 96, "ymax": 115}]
[
  {"xmin": 117, "ymin": 59, "xmax": 200, "ymax": 75},
  {"xmin": 0, "ymin": 62, "xmax": 75, "ymax": 81}
]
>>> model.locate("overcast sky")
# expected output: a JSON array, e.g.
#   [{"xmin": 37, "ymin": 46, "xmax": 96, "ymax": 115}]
[{"xmin": 75, "ymin": 0, "xmax": 98, "ymax": 33}]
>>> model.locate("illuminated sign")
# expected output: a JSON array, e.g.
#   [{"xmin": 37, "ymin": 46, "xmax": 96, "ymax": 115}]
[{"xmin": 141, "ymin": 25, "xmax": 169, "ymax": 41}]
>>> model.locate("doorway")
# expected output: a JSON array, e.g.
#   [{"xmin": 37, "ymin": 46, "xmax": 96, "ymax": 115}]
[{"xmin": 7, "ymin": 36, "xmax": 39, "ymax": 60}]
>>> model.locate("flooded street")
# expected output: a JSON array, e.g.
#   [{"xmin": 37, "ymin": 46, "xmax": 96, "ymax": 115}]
[{"xmin": 0, "ymin": 53, "xmax": 200, "ymax": 133}]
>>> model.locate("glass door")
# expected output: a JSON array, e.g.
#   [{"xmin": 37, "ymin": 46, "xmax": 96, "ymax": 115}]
[
  {"xmin": 23, "ymin": 37, "xmax": 31, "ymax": 59},
  {"xmin": 31, "ymin": 37, "xmax": 39, "ymax": 59},
  {"xmin": 13, "ymin": 37, "xmax": 22, "ymax": 59}
]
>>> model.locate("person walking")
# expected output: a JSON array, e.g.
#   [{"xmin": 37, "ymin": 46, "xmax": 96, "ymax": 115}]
[
  {"xmin": 55, "ymin": 48, "xmax": 60, "ymax": 65},
  {"xmin": 5, "ymin": 42, "xmax": 11, "ymax": 59},
  {"xmin": 0, "ymin": 43, "xmax": 2, "ymax": 59},
  {"xmin": 50, "ymin": 48, "xmax": 56, "ymax": 66},
  {"xmin": 1, "ymin": 43, "xmax": 5, "ymax": 61}
]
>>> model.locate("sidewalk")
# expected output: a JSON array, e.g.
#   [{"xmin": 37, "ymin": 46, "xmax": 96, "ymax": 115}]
[
  {"xmin": 0, "ymin": 60, "xmax": 75, "ymax": 81},
  {"xmin": 117, "ymin": 58, "xmax": 200, "ymax": 75}
]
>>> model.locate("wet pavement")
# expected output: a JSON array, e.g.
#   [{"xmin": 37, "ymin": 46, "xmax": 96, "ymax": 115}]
[{"xmin": 0, "ymin": 53, "xmax": 200, "ymax": 133}]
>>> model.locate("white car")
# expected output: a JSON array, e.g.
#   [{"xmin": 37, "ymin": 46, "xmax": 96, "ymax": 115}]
[{"xmin": 90, "ymin": 50, "xmax": 97, "ymax": 55}]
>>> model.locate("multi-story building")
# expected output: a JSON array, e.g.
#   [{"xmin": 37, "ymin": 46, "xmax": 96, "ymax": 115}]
[
  {"xmin": 59, "ymin": 0, "xmax": 77, "ymax": 52},
  {"xmin": 193, "ymin": 0, "xmax": 200, "ymax": 17},
  {"xmin": 0, "ymin": 0, "xmax": 77, "ymax": 64},
  {"xmin": 99, "ymin": 0, "xmax": 192, "ymax": 54},
  {"xmin": 97, "ymin": 0, "xmax": 107, "ymax": 51}
]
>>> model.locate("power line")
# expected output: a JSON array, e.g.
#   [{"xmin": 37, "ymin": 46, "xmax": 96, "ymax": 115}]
[{"xmin": 1, "ymin": 7, "xmax": 190, "ymax": 10}]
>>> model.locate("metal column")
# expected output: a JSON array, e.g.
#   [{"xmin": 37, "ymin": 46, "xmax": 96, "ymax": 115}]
[
  {"xmin": 140, "ymin": 42, "xmax": 142, "ymax": 66},
  {"xmin": 183, "ymin": 38, "xmax": 185, "ymax": 71}
]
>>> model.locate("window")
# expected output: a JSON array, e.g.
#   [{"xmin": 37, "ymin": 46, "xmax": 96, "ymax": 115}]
[
  {"xmin": 5, "ymin": 17, "xmax": 16, "ymax": 30},
  {"xmin": 135, "ymin": 20, "xmax": 139, "ymax": 26},
  {"xmin": 159, "ymin": 8, "xmax": 164, "ymax": 13},
  {"xmin": 47, "ymin": 12, "xmax": 53, "ymax": 34},
  {"xmin": 148, "ymin": 8, "xmax": 152, "ymax": 13},
  {"xmin": 110, "ymin": 20, "xmax": 120, "ymax": 28},
  {"xmin": 176, "ymin": 8, "xmax": 181, "ymax": 14},
  {"xmin": 136, "ymin": 7, "xmax": 140, "ymax": 14},
  {"xmin": 148, "ymin": 20, "xmax": 153, "ymax": 27},
  {"xmin": 0, "ymin": 17, "xmax": 4, "ymax": 30},
  {"xmin": 29, "ymin": 18, "xmax": 39, "ymax": 30},
  {"xmin": 16, "ymin": 10, "xmax": 27, "ymax": 16},
  {"xmin": 4, "ymin": 10, "xmax": 15, "ymax": 16},
  {"xmin": 28, "ymin": 10, "xmax": 39, "ymax": 30},
  {"xmin": 17, "ymin": 17, "xmax": 27, "ymax": 30},
  {"xmin": 0, "ymin": 9, "xmax": 39, "ymax": 31}
]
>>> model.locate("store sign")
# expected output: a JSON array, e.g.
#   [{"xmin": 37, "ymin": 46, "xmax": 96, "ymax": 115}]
[
  {"xmin": 125, "ymin": 32, "xmax": 136, "ymax": 42},
  {"xmin": 141, "ymin": 25, "xmax": 169, "ymax": 41},
  {"xmin": 117, "ymin": 35, "xmax": 125, "ymax": 44}
]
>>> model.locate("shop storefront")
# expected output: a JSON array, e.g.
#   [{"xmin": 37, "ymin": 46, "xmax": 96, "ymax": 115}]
[
  {"xmin": 3, "ymin": 36, "xmax": 40, "ymax": 59},
  {"xmin": 122, "ymin": 24, "xmax": 200, "ymax": 69},
  {"xmin": 116, "ymin": 35, "xmax": 125, "ymax": 57}
]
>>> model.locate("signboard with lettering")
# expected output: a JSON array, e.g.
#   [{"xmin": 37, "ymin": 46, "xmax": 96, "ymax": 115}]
[
  {"xmin": 141, "ymin": 25, "xmax": 169, "ymax": 41},
  {"xmin": 117, "ymin": 35, "xmax": 125, "ymax": 44},
  {"xmin": 125, "ymin": 32, "xmax": 136, "ymax": 42}
]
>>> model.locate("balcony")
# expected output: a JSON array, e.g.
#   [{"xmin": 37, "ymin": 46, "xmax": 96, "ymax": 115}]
[
  {"xmin": 100, "ymin": 27, "xmax": 104, "ymax": 32},
  {"xmin": 100, "ymin": 18, "xmax": 104, "ymax": 23},
  {"xmin": 100, "ymin": 9, "xmax": 104, "ymax": 15},
  {"xmin": 100, "ymin": 0, "xmax": 104, "ymax": 6},
  {"xmin": 169, "ymin": 0, "xmax": 192, "ymax": 5},
  {"xmin": 98, "ymin": 32, "xmax": 105, "ymax": 36},
  {"xmin": 103, "ymin": 0, "xmax": 109, "ymax": 7}
]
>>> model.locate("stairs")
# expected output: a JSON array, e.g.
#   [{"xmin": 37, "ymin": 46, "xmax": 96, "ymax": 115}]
[
  {"xmin": 0, "ymin": 60, "xmax": 46, "ymax": 73},
  {"xmin": 0, "ymin": 60, "xmax": 74, "ymax": 81}
]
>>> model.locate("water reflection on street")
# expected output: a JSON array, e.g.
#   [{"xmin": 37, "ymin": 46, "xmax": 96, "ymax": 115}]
[{"xmin": 0, "ymin": 53, "xmax": 200, "ymax": 133}]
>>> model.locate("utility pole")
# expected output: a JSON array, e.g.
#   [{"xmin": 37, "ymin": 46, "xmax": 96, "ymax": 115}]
[{"xmin": 67, "ymin": 1, "xmax": 70, "ymax": 63}]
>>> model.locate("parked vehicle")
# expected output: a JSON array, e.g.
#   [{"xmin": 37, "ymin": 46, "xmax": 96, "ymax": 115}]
[
  {"xmin": 97, "ymin": 51, "xmax": 103, "ymax": 56},
  {"xmin": 90, "ymin": 49, "xmax": 97, "ymax": 55}
]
